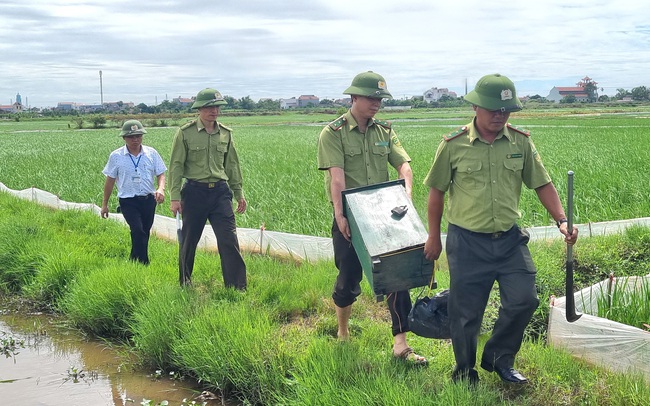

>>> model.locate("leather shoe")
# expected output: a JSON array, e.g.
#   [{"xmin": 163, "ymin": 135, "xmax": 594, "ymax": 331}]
[
  {"xmin": 481, "ymin": 361, "xmax": 528, "ymax": 384},
  {"xmin": 452, "ymin": 367, "xmax": 479, "ymax": 386}
]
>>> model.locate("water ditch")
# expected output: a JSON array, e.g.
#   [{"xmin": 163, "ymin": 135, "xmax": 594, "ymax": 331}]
[{"xmin": 0, "ymin": 311, "xmax": 234, "ymax": 406}]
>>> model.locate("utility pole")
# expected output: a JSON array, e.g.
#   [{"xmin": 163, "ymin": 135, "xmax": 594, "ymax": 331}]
[{"xmin": 99, "ymin": 70, "xmax": 104, "ymax": 105}]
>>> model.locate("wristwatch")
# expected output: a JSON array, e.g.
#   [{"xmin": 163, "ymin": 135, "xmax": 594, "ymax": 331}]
[{"xmin": 556, "ymin": 218, "xmax": 568, "ymax": 228}]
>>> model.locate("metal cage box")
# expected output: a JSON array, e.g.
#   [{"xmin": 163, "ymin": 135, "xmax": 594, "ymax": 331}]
[{"xmin": 342, "ymin": 180, "xmax": 435, "ymax": 298}]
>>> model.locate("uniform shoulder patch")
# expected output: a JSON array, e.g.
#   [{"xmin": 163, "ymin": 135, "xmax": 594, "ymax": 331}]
[
  {"xmin": 328, "ymin": 115, "xmax": 347, "ymax": 131},
  {"xmin": 218, "ymin": 122, "xmax": 233, "ymax": 132},
  {"xmin": 180, "ymin": 120, "xmax": 197, "ymax": 130},
  {"xmin": 507, "ymin": 123, "xmax": 530, "ymax": 137},
  {"xmin": 374, "ymin": 119, "xmax": 391, "ymax": 129},
  {"xmin": 444, "ymin": 126, "xmax": 469, "ymax": 141}
]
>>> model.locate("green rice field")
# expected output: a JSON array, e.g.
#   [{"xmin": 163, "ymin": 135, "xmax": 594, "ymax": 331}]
[{"xmin": 1, "ymin": 106, "xmax": 650, "ymax": 237}]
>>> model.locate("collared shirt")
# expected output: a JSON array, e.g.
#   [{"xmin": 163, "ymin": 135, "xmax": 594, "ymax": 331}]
[
  {"xmin": 317, "ymin": 109, "xmax": 411, "ymax": 201},
  {"xmin": 424, "ymin": 119, "xmax": 551, "ymax": 233},
  {"xmin": 102, "ymin": 145, "xmax": 167, "ymax": 199},
  {"xmin": 168, "ymin": 119, "xmax": 244, "ymax": 201}
]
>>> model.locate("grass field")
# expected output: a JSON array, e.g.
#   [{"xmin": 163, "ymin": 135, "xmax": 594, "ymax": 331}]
[
  {"xmin": 1, "ymin": 188, "xmax": 649, "ymax": 405},
  {"xmin": 2, "ymin": 106, "xmax": 650, "ymax": 237},
  {"xmin": 2, "ymin": 106, "xmax": 650, "ymax": 404}
]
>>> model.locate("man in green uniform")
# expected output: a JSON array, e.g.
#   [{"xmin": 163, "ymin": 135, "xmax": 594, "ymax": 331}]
[
  {"xmin": 317, "ymin": 71, "xmax": 427, "ymax": 365},
  {"xmin": 169, "ymin": 88, "xmax": 247, "ymax": 289},
  {"xmin": 423, "ymin": 73, "xmax": 578, "ymax": 384}
]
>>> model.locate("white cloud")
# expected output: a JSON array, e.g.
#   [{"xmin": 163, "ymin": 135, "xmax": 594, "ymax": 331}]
[{"xmin": 1, "ymin": 0, "xmax": 648, "ymax": 107}]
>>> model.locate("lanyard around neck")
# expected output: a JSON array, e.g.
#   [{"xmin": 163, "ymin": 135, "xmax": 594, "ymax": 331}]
[{"xmin": 129, "ymin": 154, "xmax": 142, "ymax": 171}]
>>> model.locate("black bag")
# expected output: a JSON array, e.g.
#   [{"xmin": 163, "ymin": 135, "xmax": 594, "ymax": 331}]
[{"xmin": 408, "ymin": 289, "xmax": 451, "ymax": 339}]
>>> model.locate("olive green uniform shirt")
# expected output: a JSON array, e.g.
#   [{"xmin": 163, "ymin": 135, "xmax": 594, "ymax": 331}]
[
  {"xmin": 317, "ymin": 110, "xmax": 410, "ymax": 201},
  {"xmin": 424, "ymin": 120, "xmax": 551, "ymax": 233},
  {"xmin": 169, "ymin": 119, "xmax": 244, "ymax": 201}
]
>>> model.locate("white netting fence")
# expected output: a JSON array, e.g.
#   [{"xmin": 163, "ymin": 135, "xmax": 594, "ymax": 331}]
[
  {"xmin": 0, "ymin": 182, "xmax": 333, "ymax": 263},
  {"xmin": 549, "ymin": 274, "xmax": 650, "ymax": 381}
]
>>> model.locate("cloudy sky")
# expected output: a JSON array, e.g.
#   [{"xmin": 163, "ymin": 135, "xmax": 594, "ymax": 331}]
[{"xmin": 1, "ymin": 0, "xmax": 648, "ymax": 108}]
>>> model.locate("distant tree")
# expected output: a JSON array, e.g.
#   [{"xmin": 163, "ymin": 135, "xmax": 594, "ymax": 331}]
[
  {"xmin": 239, "ymin": 96, "xmax": 256, "ymax": 110},
  {"xmin": 598, "ymin": 95, "xmax": 610, "ymax": 102},
  {"xmin": 615, "ymin": 88, "xmax": 630, "ymax": 100},
  {"xmin": 438, "ymin": 94, "xmax": 455, "ymax": 102},
  {"xmin": 529, "ymin": 94, "xmax": 543, "ymax": 99},
  {"xmin": 319, "ymin": 99, "xmax": 336, "ymax": 107},
  {"xmin": 257, "ymin": 98, "xmax": 281, "ymax": 110},
  {"xmin": 577, "ymin": 76, "xmax": 598, "ymax": 102},
  {"xmin": 630, "ymin": 86, "xmax": 650, "ymax": 101},
  {"xmin": 91, "ymin": 115, "xmax": 106, "ymax": 128},
  {"xmin": 560, "ymin": 95, "xmax": 577, "ymax": 104},
  {"xmin": 224, "ymin": 95, "xmax": 238, "ymax": 109}
]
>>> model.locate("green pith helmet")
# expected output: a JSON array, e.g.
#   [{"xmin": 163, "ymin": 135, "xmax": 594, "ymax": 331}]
[
  {"xmin": 464, "ymin": 73, "xmax": 522, "ymax": 112},
  {"xmin": 120, "ymin": 119, "xmax": 147, "ymax": 137},
  {"xmin": 343, "ymin": 71, "xmax": 393, "ymax": 99},
  {"xmin": 191, "ymin": 88, "xmax": 227, "ymax": 109}
]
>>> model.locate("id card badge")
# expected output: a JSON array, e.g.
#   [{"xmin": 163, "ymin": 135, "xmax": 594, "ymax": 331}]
[{"xmin": 132, "ymin": 175, "xmax": 141, "ymax": 184}]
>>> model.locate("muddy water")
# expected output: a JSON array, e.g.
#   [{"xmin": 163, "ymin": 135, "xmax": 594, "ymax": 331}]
[{"xmin": 0, "ymin": 312, "xmax": 231, "ymax": 406}]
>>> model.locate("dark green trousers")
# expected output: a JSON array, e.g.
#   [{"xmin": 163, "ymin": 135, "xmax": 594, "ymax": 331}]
[
  {"xmin": 179, "ymin": 180, "xmax": 246, "ymax": 289},
  {"xmin": 446, "ymin": 224, "xmax": 539, "ymax": 372}
]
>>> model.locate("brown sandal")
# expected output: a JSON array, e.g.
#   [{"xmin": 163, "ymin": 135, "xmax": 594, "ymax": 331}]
[{"xmin": 394, "ymin": 347, "xmax": 428, "ymax": 366}]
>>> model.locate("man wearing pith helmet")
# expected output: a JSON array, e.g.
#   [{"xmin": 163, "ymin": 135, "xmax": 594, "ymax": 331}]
[
  {"xmin": 423, "ymin": 73, "xmax": 578, "ymax": 385},
  {"xmin": 317, "ymin": 71, "xmax": 428, "ymax": 366},
  {"xmin": 169, "ymin": 88, "xmax": 247, "ymax": 289},
  {"xmin": 101, "ymin": 119, "xmax": 167, "ymax": 265}
]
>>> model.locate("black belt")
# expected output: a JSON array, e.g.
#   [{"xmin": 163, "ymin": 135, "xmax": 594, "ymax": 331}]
[
  {"xmin": 186, "ymin": 179, "xmax": 224, "ymax": 188},
  {"xmin": 121, "ymin": 194, "xmax": 153, "ymax": 200}
]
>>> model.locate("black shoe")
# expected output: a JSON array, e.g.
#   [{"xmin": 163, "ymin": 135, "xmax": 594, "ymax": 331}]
[
  {"xmin": 480, "ymin": 360, "xmax": 528, "ymax": 384},
  {"xmin": 452, "ymin": 367, "xmax": 479, "ymax": 386}
]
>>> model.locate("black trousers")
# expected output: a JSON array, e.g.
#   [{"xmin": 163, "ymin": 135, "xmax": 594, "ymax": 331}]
[
  {"xmin": 331, "ymin": 218, "xmax": 412, "ymax": 336},
  {"xmin": 179, "ymin": 181, "xmax": 246, "ymax": 289},
  {"xmin": 118, "ymin": 194, "xmax": 157, "ymax": 265},
  {"xmin": 446, "ymin": 224, "xmax": 539, "ymax": 371}
]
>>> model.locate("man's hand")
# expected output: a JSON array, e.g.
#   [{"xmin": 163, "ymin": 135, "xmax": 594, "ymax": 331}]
[
  {"xmin": 100, "ymin": 204, "xmax": 109, "ymax": 219},
  {"xmin": 236, "ymin": 198, "xmax": 247, "ymax": 214},
  {"xmin": 423, "ymin": 235, "xmax": 442, "ymax": 262},
  {"xmin": 154, "ymin": 188, "xmax": 165, "ymax": 204},
  {"xmin": 560, "ymin": 223, "xmax": 579, "ymax": 245},
  {"xmin": 170, "ymin": 200, "xmax": 182, "ymax": 216},
  {"xmin": 335, "ymin": 214, "xmax": 351, "ymax": 241}
]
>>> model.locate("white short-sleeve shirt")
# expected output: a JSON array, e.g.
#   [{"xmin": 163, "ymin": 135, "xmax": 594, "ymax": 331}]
[{"xmin": 102, "ymin": 145, "xmax": 167, "ymax": 198}]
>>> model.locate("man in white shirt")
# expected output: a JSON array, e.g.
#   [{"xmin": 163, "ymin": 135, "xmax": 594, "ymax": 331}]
[{"xmin": 101, "ymin": 120, "xmax": 167, "ymax": 265}]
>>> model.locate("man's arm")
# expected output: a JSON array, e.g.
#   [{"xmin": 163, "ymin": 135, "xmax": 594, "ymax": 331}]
[
  {"xmin": 101, "ymin": 176, "xmax": 116, "ymax": 219},
  {"xmin": 155, "ymin": 173, "xmax": 166, "ymax": 204},
  {"xmin": 328, "ymin": 167, "xmax": 350, "ymax": 240},
  {"xmin": 535, "ymin": 182, "xmax": 578, "ymax": 244},
  {"xmin": 424, "ymin": 187, "xmax": 445, "ymax": 261},
  {"xmin": 169, "ymin": 128, "xmax": 187, "ymax": 215},
  {"xmin": 396, "ymin": 162, "xmax": 413, "ymax": 199}
]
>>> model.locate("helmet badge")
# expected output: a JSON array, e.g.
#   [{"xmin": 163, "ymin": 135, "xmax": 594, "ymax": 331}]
[
  {"xmin": 130, "ymin": 124, "xmax": 139, "ymax": 132},
  {"xmin": 500, "ymin": 89, "xmax": 513, "ymax": 101},
  {"xmin": 377, "ymin": 81, "xmax": 387, "ymax": 90}
]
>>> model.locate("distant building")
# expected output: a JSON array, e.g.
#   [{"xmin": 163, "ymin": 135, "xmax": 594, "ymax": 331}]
[
  {"xmin": 0, "ymin": 102, "xmax": 22, "ymax": 113},
  {"xmin": 56, "ymin": 101, "xmax": 134, "ymax": 112},
  {"xmin": 173, "ymin": 96, "xmax": 193, "ymax": 107},
  {"xmin": 423, "ymin": 87, "xmax": 457, "ymax": 102},
  {"xmin": 334, "ymin": 97, "xmax": 352, "ymax": 106},
  {"xmin": 546, "ymin": 86, "xmax": 590, "ymax": 103},
  {"xmin": 298, "ymin": 95, "xmax": 319, "ymax": 107},
  {"xmin": 280, "ymin": 97, "xmax": 299, "ymax": 109},
  {"xmin": 78, "ymin": 104, "xmax": 103, "ymax": 113},
  {"xmin": 1, "ymin": 92, "xmax": 23, "ymax": 113},
  {"xmin": 57, "ymin": 102, "xmax": 77, "ymax": 111}
]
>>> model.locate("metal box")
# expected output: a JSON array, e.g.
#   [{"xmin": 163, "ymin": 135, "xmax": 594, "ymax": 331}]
[{"xmin": 342, "ymin": 179, "xmax": 435, "ymax": 299}]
